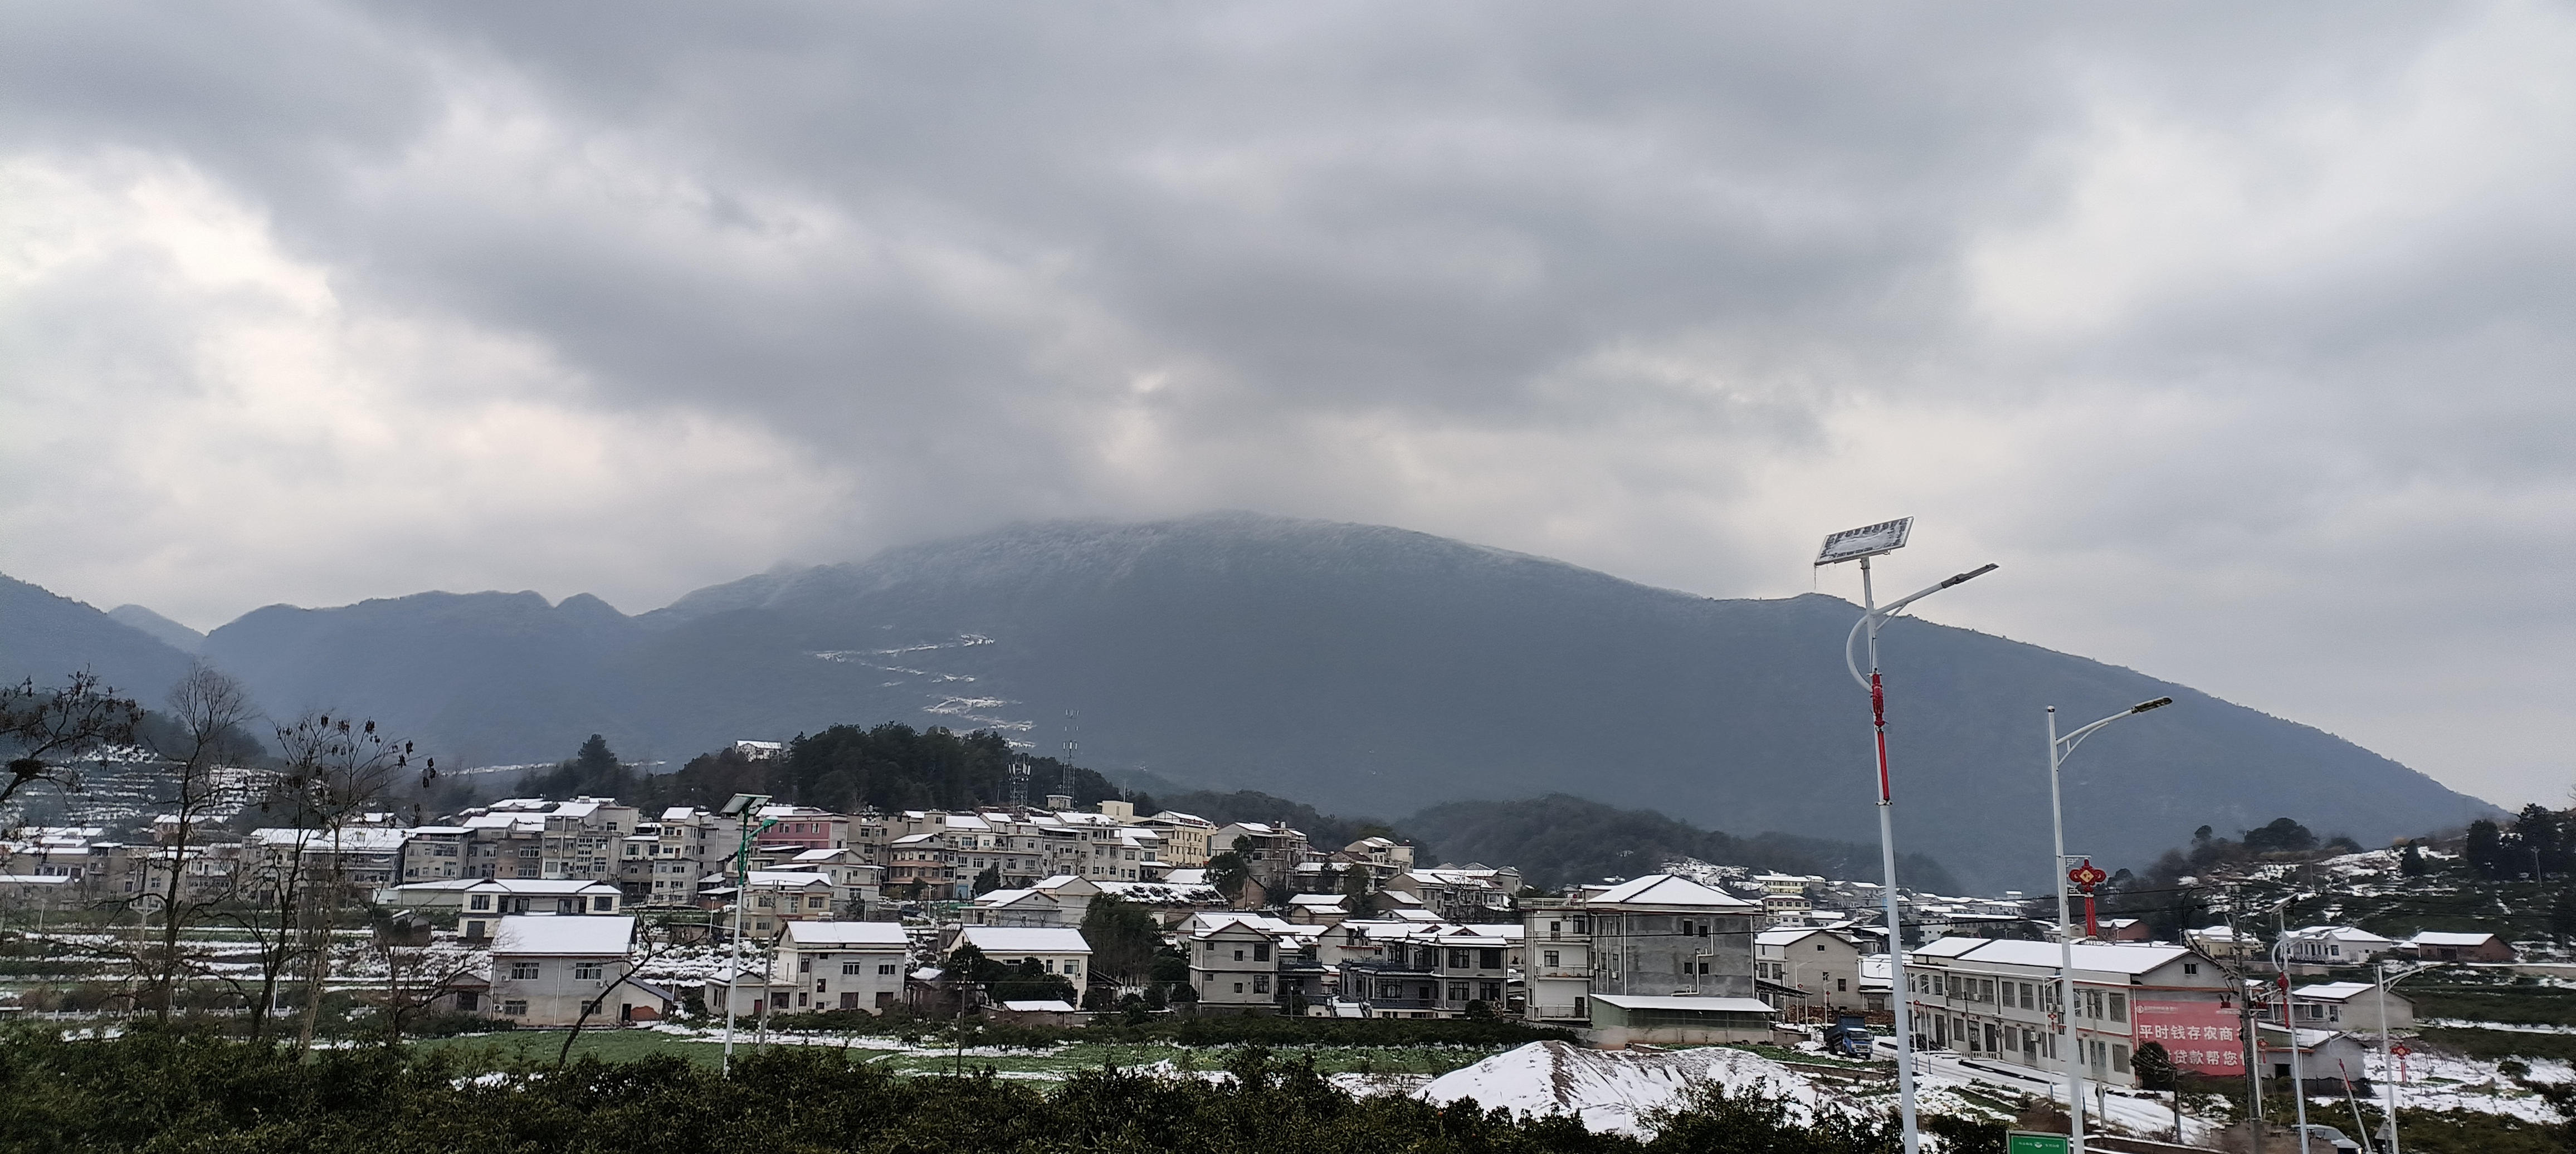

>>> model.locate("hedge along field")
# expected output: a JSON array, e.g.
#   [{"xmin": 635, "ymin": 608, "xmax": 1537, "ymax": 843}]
[{"xmin": 0, "ymin": 1026, "xmax": 1910, "ymax": 1154}]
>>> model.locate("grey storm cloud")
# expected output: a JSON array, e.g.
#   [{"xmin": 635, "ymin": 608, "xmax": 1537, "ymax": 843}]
[{"xmin": 1, "ymin": 1, "xmax": 2571, "ymax": 805}]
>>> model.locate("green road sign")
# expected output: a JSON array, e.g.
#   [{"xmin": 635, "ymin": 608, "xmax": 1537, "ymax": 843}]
[{"xmin": 2005, "ymin": 1133, "xmax": 2071, "ymax": 1154}]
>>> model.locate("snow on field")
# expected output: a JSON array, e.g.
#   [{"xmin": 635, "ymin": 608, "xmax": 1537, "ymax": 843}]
[
  {"xmin": 1415, "ymin": 1041, "xmax": 1822, "ymax": 1136},
  {"xmin": 2364, "ymin": 1044, "xmax": 2571, "ymax": 1123}
]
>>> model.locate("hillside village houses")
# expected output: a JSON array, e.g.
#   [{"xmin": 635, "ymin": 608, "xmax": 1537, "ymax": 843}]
[{"xmin": 15, "ymin": 774, "xmax": 2545, "ymax": 1078}]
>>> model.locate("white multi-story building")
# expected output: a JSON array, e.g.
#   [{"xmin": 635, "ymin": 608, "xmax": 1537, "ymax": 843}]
[
  {"xmin": 775, "ymin": 920, "xmax": 911, "ymax": 1014},
  {"xmin": 1755, "ymin": 926, "xmax": 1870, "ymax": 1017},
  {"xmin": 1905, "ymin": 937, "xmax": 2241, "ymax": 1088},
  {"xmin": 484, "ymin": 915, "xmax": 668, "ymax": 1026},
  {"xmin": 1516, "ymin": 874, "xmax": 1770, "ymax": 1043}
]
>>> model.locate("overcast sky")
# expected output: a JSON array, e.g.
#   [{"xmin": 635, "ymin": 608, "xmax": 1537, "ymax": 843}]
[{"xmin": 4, "ymin": 2, "xmax": 2570, "ymax": 806}]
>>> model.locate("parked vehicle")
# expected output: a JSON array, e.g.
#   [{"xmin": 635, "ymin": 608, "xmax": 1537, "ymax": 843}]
[{"xmin": 1822, "ymin": 1014, "xmax": 1874, "ymax": 1059}]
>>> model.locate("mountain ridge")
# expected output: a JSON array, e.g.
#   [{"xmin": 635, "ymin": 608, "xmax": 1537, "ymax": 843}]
[{"xmin": 8, "ymin": 512, "xmax": 2500, "ymax": 890}]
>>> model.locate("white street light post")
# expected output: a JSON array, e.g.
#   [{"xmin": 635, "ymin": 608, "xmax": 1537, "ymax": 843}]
[
  {"xmin": 2047, "ymin": 696, "xmax": 2175, "ymax": 1154},
  {"xmin": 2376, "ymin": 959, "xmax": 2431, "ymax": 1154},
  {"xmin": 1817, "ymin": 516, "xmax": 1998, "ymax": 1154}
]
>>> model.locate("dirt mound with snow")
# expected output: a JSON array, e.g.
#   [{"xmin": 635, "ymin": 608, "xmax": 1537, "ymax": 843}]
[{"xmin": 1417, "ymin": 1041, "xmax": 1819, "ymax": 1135}]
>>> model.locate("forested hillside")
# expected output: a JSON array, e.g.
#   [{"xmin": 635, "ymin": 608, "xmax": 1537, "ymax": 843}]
[{"xmin": 1402, "ymin": 794, "xmax": 1962, "ymax": 893}]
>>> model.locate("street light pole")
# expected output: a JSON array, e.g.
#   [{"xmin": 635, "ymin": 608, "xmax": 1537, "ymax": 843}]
[
  {"xmin": 1816, "ymin": 517, "xmax": 1998, "ymax": 1154},
  {"xmin": 2047, "ymin": 696, "xmax": 2174, "ymax": 1154},
  {"xmin": 716, "ymin": 793, "xmax": 778, "ymax": 1076}
]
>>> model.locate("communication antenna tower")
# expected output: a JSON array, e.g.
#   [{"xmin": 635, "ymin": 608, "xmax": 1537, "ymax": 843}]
[
  {"xmin": 1061, "ymin": 708, "xmax": 1080, "ymax": 791},
  {"xmin": 1008, "ymin": 755, "xmax": 1031, "ymax": 809}
]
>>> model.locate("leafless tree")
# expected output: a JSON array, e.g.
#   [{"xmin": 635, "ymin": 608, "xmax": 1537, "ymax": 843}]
[
  {"xmin": 368, "ymin": 909, "xmax": 485, "ymax": 1047},
  {"xmin": 0, "ymin": 671, "xmax": 142, "ymax": 813},
  {"xmin": 269, "ymin": 711, "xmax": 430, "ymax": 1052},
  {"xmin": 137, "ymin": 663, "xmax": 259, "ymax": 1023}
]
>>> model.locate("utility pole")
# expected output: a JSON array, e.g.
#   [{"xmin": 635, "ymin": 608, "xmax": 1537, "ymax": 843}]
[
  {"xmin": 2275, "ymin": 908, "xmax": 2312, "ymax": 1154},
  {"xmin": 2226, "ymin": 895, "xmax": 2265, "ymax": 1154}
]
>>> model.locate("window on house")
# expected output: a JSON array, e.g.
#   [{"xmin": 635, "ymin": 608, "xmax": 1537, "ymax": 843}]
[
  {"xmin": 1232, "ymin": 949, "xmax": 1244, "ymax": 962},
  {"xmin": 1253, "ymin": 975, "xmax": 1270, "ymax": 994},
  {"xmin": 1232, "ymin": 982, "xmax": 1245, "ymax": 994},
  {"xmin": 2108, "ymin": 993, "xmax": 2126, "ymax": 1022},
  {"xmin": 469, "ymin": 896, "xmax": 492, "ymax": 911},
  {"xmin": 574, "ymin": 962, "xmax": 604, "ymax": 981},
  {"xmin": 2183, "ymin": 963, "xmax": 2198, "ymax": 975},
  {"xmin": 509, "ymin": 962, "xmax": 540, "ymax": 980},
  {"xmin": 1543, "ymin": 950, "xmax": 1560, "ymax": 967},
  {"xmin": 1448, "ymin": 982, "xmax": 1470, "ymax": 1001},
  {"xmin": 1253, "ymin": 943, "xmax": 1271, "ymax": 962},
  {"xmin": 1448, "ymin": 948, "xmax": 1471, "ymax": 968},
  {"xmin": 500, "ymin": 1000, "xmax": 528, "ymax": 1016},
  {"xmin": 879, "ymin": 964, "xmax": 896, "ymax": 975}
]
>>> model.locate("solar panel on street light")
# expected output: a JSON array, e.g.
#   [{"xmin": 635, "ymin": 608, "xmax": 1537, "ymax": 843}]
[{"xmin": 1815, "ymin": 517, "xmax": 1913, "ymax": 566}]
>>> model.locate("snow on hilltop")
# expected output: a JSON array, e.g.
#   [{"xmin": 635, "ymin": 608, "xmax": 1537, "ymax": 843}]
[{"xmin": 1416, "ymin": 1040, "xmax": 1818, "ymax": 1136}]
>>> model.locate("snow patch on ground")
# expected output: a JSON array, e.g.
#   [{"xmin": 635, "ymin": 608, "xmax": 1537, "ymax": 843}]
[{"xmin": 1415, "ymin": 1041, "xmax": 1821, "ymax": 1136}]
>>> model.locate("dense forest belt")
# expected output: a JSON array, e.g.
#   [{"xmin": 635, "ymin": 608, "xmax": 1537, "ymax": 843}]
[
  {"xmin": 2407, "ymin": 987, "xmax": 2576, "ymax": 1028},
  {"xmin": 1, "ymin": 1028, "xmax": 1918, "ymax": 1153},
  {"xmin": 2418, "ymin": 1026, "xmax": 2576, "ymax": 1062}
]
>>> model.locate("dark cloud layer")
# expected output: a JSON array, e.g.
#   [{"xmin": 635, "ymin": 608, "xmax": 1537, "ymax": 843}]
[{"xmin": 3, "ymin": 1, "xmax": 2570, "ymax": 804}]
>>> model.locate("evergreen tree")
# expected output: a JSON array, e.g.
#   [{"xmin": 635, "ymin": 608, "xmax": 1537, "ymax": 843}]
[
  {"xmin": 1080, "ymin": 893, "xmax": 1163, "ymax": 987},
  {"xmin": 2467, "ymin": 819, "xmax": 2506, "ymax": 878},
  {"xmin": 971, "ymin": 866, "xmax": 1002, "ymax": 896},
  {"xmin": 1209, "ymin": 839, "xmax": 1252, "ymax": 901},
  {"xmin": 2400, "ymin": 840, "xmax": 2429, "ymax": 877},
  {"xmin": 2552, "ymin": 888, "xmax": 2576, "ymax": 944}
]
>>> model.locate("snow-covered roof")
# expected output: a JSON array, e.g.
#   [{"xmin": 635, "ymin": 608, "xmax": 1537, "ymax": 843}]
[
  {"xmin": 1161, "ymin": 868, "xmax": 1209, "ymax": 886},
  {"xmin": 744, "ymin": 870, "xmax": 834, "ymax": 887},
  {"xmin": 1289, "ymin": 895, "xmax": 1348, "ymax": 908},
  {"xmin": 248, "ymin": 827, "xmax": 411, "ymax": 851},
  {"xmin": 958, "ymin": 926, "xmax": 1091, "ymax": 955},
  {"xmin": 491, "ymin": 915, "xmax": 634, "ymax": 956},
  {"xmin": 2410, "ymin": 931, "xmax": 2500, "ymax": 947},
  {"xmin": 1000, "ymin": 999, "xmax": 1077, "ymax": 1013},
  {"xmin": 2289, "ymin": 925, "xmax": 2396, "ymax": 944},
  {"xmin": 2294, "ymin": 981, "xmax": 2398, "ymax": 1004},
  {"xmin": 1091, "ymin": 880, "xmax": 1220, "ymax": 904},
  {"xmin": 1915, "ymin": 937, "xmax": 2192, "ymax": 976},
  {"xmin": 1189, "ymin": 912, "xmax": 1298, "ymax": 937},
  {"xmin": 782, "ymin": 921, "xmax": 909, "ymax": 948},
  {"xmin": 1757, "ymin": 927, "xmax": 1843, "ymax": 947},
  {"xmin": 1590, "ymin": 874, "xmax": 1758, "ymax": 909},
  {"xmin": 1589, "ymin": 995, "xmax": 1775, "ymax": 1014}
]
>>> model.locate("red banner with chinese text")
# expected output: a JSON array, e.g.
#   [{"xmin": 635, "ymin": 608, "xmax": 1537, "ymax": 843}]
[{"xmin": 2131, "ymin": 999, "xmax": 2242, "ymax": 1074}]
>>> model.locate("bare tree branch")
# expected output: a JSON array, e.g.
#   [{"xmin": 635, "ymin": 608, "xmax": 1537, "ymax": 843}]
[{"xmin": 0, "ymin": 671, "xmax": 142, "ymax": 811}]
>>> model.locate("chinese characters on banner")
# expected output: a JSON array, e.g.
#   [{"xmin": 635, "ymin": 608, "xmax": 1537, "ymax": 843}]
[{"xmin": 2131, "ymin": 999, "xmax": 2242, "ymax": 1074}]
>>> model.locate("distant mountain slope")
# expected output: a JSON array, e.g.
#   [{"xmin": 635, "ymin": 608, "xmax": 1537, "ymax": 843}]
[
  {"xmin": 0, "ymin": 574, "xmax": 196, "ymax": 701},
  {"xmin": 105, "ymin": 605, "xmax": 204, "ymax": 653},
  {"xmin": 68, "ymin": 511, "xmax": 2497, "ymax": 890}
]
